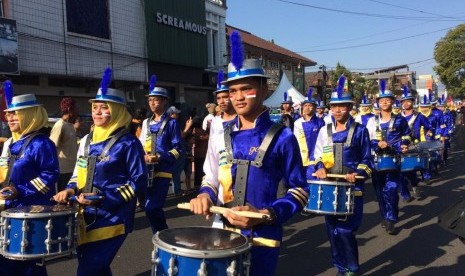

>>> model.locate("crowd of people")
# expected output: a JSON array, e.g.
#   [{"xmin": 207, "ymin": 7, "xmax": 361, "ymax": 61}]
[{"xmin": 0, "ymin": 31, "xmax": 463, "ymax": 276}]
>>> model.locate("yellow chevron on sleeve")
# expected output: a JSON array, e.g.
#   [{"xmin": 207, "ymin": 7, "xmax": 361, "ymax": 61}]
[
  {"xmin": 117, "ymin": 186, "xmax": 130, "ymax": 202},
  {"xmin": 169, "ymin": 149, "xmax": 180, "ymax": 159},
  {"xmin": 288, "ymin": 188, "xmax": 307, "ymax": 207},
  {"xmin": 357, "ymin": 164, "xmax": 372, "ymax": 176}
]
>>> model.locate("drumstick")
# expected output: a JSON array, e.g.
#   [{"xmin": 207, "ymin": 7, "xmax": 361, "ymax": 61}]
[
  {"xmin": 177, "ymin": 203, "xmax": 270, "ymax": 220},
  {"xmin": 312, "ymin": 173, "xmax": 365, "ymax": 180},
  {"xmin": 50, "ymin": 195, "xmax": 105, "ymax": 201}
]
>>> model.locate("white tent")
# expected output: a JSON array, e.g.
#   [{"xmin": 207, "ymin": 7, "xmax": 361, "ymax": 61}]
[{"xmin": 264, "ymin": 73, "xmax": 306, "ymax": 107}]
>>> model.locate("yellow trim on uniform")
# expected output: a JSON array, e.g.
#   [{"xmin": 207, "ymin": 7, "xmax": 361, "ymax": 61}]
[
  {"xmin": 308, "ymin": 160, "xmax": 317, "ymax": 165},
  {"xmin": 153, "ymin": 172, "xmax": 172, "ymax": 179},
  {"xmin": 356, "ymin": 164, "xmax": 372, "ymax": 176},
  {"xmin": 31, "ymin": 178, "xmax": 49, "ymax": 194},
  {"xmin": 125, "ymin": 184, "xmax": 135, "ymax": 197},
  {"xmin": 201, "ymin": 182, "xmax": 218, "ymax": 195},
  {"xmin": 78, "ymin": 223, "xmax": 126, "ymax": 245},
  {"xmin": 297, "ymin": 133, "xmax": 310, "ymax": 166},
  {"xmin": 402, "ymin": 135, "xmax": 412, "ymax": 142},
  {"xmin": 354, "ymin": 191, "xmax": 363, "ymax": 196},
  {"xmin": 288, "ymin": 189, "xmax": 307, "ymax": 207},
  {"xmin": 0, "ymin": 199, "xmax": 5, "ymax": 211},
  {"xmin": 117, "ymin": 186, "xmax": 130, "ymax": 202},
  {"xmin": 251, "ymin": 238, "xmax": 281, "ymax": 247},
  {"xmin": 169, "ymin": 149, "xmax": 180, "ymax": 159},
  {"xmin": 434, "ymin": 134, "xmax": 441, "ymax": 139}
]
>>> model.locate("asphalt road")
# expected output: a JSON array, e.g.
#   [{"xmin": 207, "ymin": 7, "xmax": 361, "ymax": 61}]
[{"xmin": 44, "ymin": 127, "xmax": 465, "ymax": 275}]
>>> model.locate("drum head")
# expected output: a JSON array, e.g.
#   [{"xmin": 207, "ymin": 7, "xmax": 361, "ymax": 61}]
[
  {"xmin": 153, "ymin": 227, "xmax": 251, "ymax": 258},
  {"xmin": 1, "ymin": 205, "xmax": 77, "ymax": 218}
]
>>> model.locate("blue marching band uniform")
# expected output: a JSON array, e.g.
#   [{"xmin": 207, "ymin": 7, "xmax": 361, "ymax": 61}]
[
  {"xmin": 0, "ymin": 87, "xmax": 59, "ymax": 276},
  {"xmin": 310, "ymin": 76, "xmax": 372, "ymax": 275},
  {"xmin": 139, "ymin": 79, "xmax": 184, "ymax": 234},
  {"xmin": 399, "ymin": 86, "xmax": 432, "ymax": 201},
  {"xmin": 366, "ymin": 80, "xmax": 411, "ymax": 234}
]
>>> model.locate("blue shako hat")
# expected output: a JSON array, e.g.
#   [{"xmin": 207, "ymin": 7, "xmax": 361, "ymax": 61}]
[
  {"xmin": 329, "ymin": 75, "xmax": 354, "ymax": 104},
  {"xmin": 281, "ymin": 91, "xmax": 293, "ymax": 104},
  {"xmin": 213, "ymin": 70, "xmax": 229, "ymax": 95},
  {"xmin": 419, "ymin": 94, "xmax": 431, "ymax": 107},
  {"xmin": 146, "ymin": 75, "xmax": 168, "ymax": 98},
  {"xmin": 377, "ymin": 79, "xmax": 395, "ymax": 100},
  {"xmin": 437, "ymin": 95, "xmax": 445, "ymax": 107},
  {"xmin": 222, "ymin": 31, "xmax": 268, "ymax": 84},
  {"xmin": 373, "ymin": 102, "xmax": 380, "ymax": 110},
  {"xmin": 3, "ymin": 81, "xmax": 42, "ymax": 111},
  {"xmin": 90, "ymin": 67, "xmax": 126, "ymax": 105},
  {"xmin": 302, "ymin": 87, "xmax": 316, "ymax": 104},
  {"xmin": 360, "ymin": 94, "xmax": 371, "ymax": 106},
  {"xmin": 316, "ymin": 97, "xmax": 326, "ymax": 108},
  {"xmin": 393, "ymin": 99, "xmax": 402, "ymax": 109},
  {"xmin": 400, "ymin": 85, "xmax": 415, "ymax": 101}
]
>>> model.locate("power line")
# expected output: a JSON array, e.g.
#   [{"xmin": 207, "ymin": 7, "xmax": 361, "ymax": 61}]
[
  {"xmin": 367, "ymin": 0, "xmax": 462, "ymax": 19},
  {"xmin": 346, "ymin": 58, "xmax": 435, "ymax": 71},
  {"xmin": 298, "ymin": 26, "xmax": 453, "ymax": 53},
  {"xmin": 276, "ymin": 0, "xmax": 465, "ymax": 21}
]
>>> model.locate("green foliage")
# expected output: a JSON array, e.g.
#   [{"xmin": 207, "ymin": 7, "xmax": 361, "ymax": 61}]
[{"xmin": 434, "ymin": 24, "xmax": 465, "ymax": 99}]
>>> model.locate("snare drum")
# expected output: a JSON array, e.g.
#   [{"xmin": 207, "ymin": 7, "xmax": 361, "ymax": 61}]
[
  {"xmin": 418, "ymin": 141, "xmax": 444, "ymax": 163},
  {"xmin": 401, "ymin": 153, "xmax": 429, "ymax": 172},
  {"xmin": 151, "ymin": 227, "xmax": 251, "ymax": 276},
  {"xmin": 0, "ymin": 205, "xmax": 77, "ymax": 260},
  {"xmin": 374, "ymin": 154, "xmax": 399, "ymax": 172},
  {"xmin": 305, "ymin": 180, "xmax": 355, "ymax": 215}
]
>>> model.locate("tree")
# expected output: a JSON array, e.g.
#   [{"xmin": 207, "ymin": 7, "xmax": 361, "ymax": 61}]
[{"xmin": 434, "ymin": 24, "xmax": 465, "ymax": 99}]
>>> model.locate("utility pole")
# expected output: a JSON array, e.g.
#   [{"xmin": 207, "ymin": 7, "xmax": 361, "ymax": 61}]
[{"xmin": 318, "ymin": 64, "xmax": 327, "ymax": 103}]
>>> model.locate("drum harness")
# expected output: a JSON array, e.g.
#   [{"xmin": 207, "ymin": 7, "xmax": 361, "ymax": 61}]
[
  {"xmin": 81, "ymin": 128, "xmax": 128, "ymax": 225},
  {"xmin": 2, "ymin": 132, "xmax": 41, "ymax": 188},
  {"xmin": 326, "ymin": 122, "xmax": 358, "ymax": 221},
  {"xmin": 146, "ymin": 116, "xmax": 170, "ymax": 188},
  {"xmin": 222, "ymin": 123, "xmax": 283, "ymax": 242}
]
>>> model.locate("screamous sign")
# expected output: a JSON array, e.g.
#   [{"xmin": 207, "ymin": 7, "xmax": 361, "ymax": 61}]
[{"xmin": 156, "ymin": 12, "xmax": 207, "ymax": 35}]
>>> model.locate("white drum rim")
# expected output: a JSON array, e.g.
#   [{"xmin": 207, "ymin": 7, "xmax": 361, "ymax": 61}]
[
  {"xmin": 1, "ymin": 209, "xmax": 77, "ymax": 218},
  {"xmin": 303, "ymin": 208, "xmax": 354, "ymax": 215},
  {"xmin": 0, "ymin": 249, "xmax": 74, "ymax": 260},
  {"xmin": 152, "ymin": 227, "xmax": 251, "ymax": 259},
  {"xmin": 307, "ymin": 180, "xmax": 354, "ymax": 186}
]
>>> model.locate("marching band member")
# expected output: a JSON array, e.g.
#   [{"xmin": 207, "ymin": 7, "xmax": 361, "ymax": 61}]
[
  {"xmin": 315, "ymin": 98, "xmax": 327, "ymax": 120},
  {"xmin": 418, "ymin": 95, "xmax": 441, "ymax": 184},
  {"xmin": 281, "ymin": 92, "xmax": 300, "ymax": 121},
  {"xmin": 209, "ymin": 70, "xmax": 236, "ymax": 136},
  {"xmin": 366, "ymin": 80, "xmax": 411, "ymax": 235},
  {"xmin": 53, "ymin": 68, "xmax": 147, "ymax": 275},
  {"xmin": 189, "ymin": 32, "xmax": 308, "ymax": 275},
  {"xmin": 354, "ymin": 95, "xmax": 374, "ymax": 126},
  {"xmin": 372, "ymin": 102, "xmax": 381, "ymax": 116},
  {"xmin": 311, "ymin": 76, "xmax": 372, "ymax": 276},
  {"xmin": 437, "ymin": 96, "xmax": 454, "ymax": 165},
  {"xmin": 399, "ymin": 86, "xmax": 431, "ymax": 201},
  {"xmin": 0, "ymin": 82, "xmax": 59, "ymax": 276},
  {"xmin": 294, "ymin": 87, "xmax": 325, "ymax": 179},
  {"xmin": 139, "ymin": 75, "xmax": 184, "ymax": 233},
  {"xmin": 392, "ymin": 99, "xmax": 402, "ymax": 115}
]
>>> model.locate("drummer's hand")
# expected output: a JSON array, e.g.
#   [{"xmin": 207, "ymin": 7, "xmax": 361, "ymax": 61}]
[
  {"xmin": 76, "ymin": 192, "xmax": 98, "ymax": 206},
  {"xmin": 441, "ymin": 137, "xmax": 445, "ymax": 143},
  {"xmin": 426, "ymin": 131, "xmax": 433, "ymax": 137},
  {"xmin": 53, "ymin": 189, "xmax": 75, "ymax": 203},
  {"xmin": 145, "ymin": 154, "xmax": 159, "ymax": 163},
  {"xmin": 314, "ymin": 168, "xmax": 327, "ymax": 179},
  {"xmin": 400, "ymin": 144, "xmax": 408, "ymax": 153},
  {"xmin": 190, "ymin": 193, "xmax": 213, "ymax": 218},
  {"xmin": 0, "ymin": 186, "xmax": 17, "ymax": 200},
  {"xmin": 223, "ymin": 205, "xmax": 265, "ymax": 229},
  {"xmin": 378, "ymin": 141, "xmax": 388, "ymax": 148},
  {"xmin": 346, "ymin": 173, "xmax": 358, "ymax": 183}
]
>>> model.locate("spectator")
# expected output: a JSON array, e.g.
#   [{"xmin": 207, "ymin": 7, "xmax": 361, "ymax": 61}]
[
  {"xmin": 202, "ymin": 103, "xmax": 216, "ymax": 132},
  {"xmin": 192, "ymin": 117, "xmax": 208, "ymax": 190},
  {"xmin": 49, "ymin": 97, "xmax": 78, "ymax": 191},
  {"xmin": 129, "ymin": 107, "xmax": 148, "ymax": 138}
]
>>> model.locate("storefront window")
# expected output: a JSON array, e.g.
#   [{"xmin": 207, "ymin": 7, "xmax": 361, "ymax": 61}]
[{"xmin": 66, "ymin": 0, "xmax": 110, "ymax": 39}]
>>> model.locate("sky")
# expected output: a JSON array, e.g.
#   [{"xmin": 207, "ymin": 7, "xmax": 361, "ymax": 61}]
[{"xmin": 226, "ymin": 0, "xmax": 465, "ymax": 76}]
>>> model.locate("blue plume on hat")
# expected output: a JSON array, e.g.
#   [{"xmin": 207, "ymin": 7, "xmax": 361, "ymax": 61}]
[
  {"xmin": 337, "ymin": 75, "xmax": 345, "ymax": 99},
  {"xmin": 403, "ymin": 85, "xmax": 408, "ymax": 97},
  {"xmin": 100, "ymin": 67, "xmax": 112, "ymax": 96},
  {"xmin": 283, "ymin": 91, "xmax": 288, "ymax": 102},
  {"xmin": 441, "ymin": 94, "xmax": 445, "ymax": 102},
  {"xmin": 362, "ymin": 95, "xmax": 367, "ymax": 103},
  {"xmin": 3, "ymin": 80, "xmax": 13, "ymax": 107},
  {"xmin": 217, "ymin": 70, "xmax": 224, "ymax": 89},
  {"xmin": 428, "ymin": 93, "xmax": 432, "ymax": 103},
  {"xmin": 230, "ymin": 31, "xmax": 243, "ymax": 71},
  {"xmin": 149, "ymin": 75, "xmax": 157, "ymax": 91},
  {"xmin": 423, "ymin": 95, "xmax": 427, "ymax": 104},
  {"xmin": 380, "ymin": 79, "xmax": 386, "ymax": 95},
  {"xmin": 307, "ymin": 87, "xmax": 313, "ymax": 100}
]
